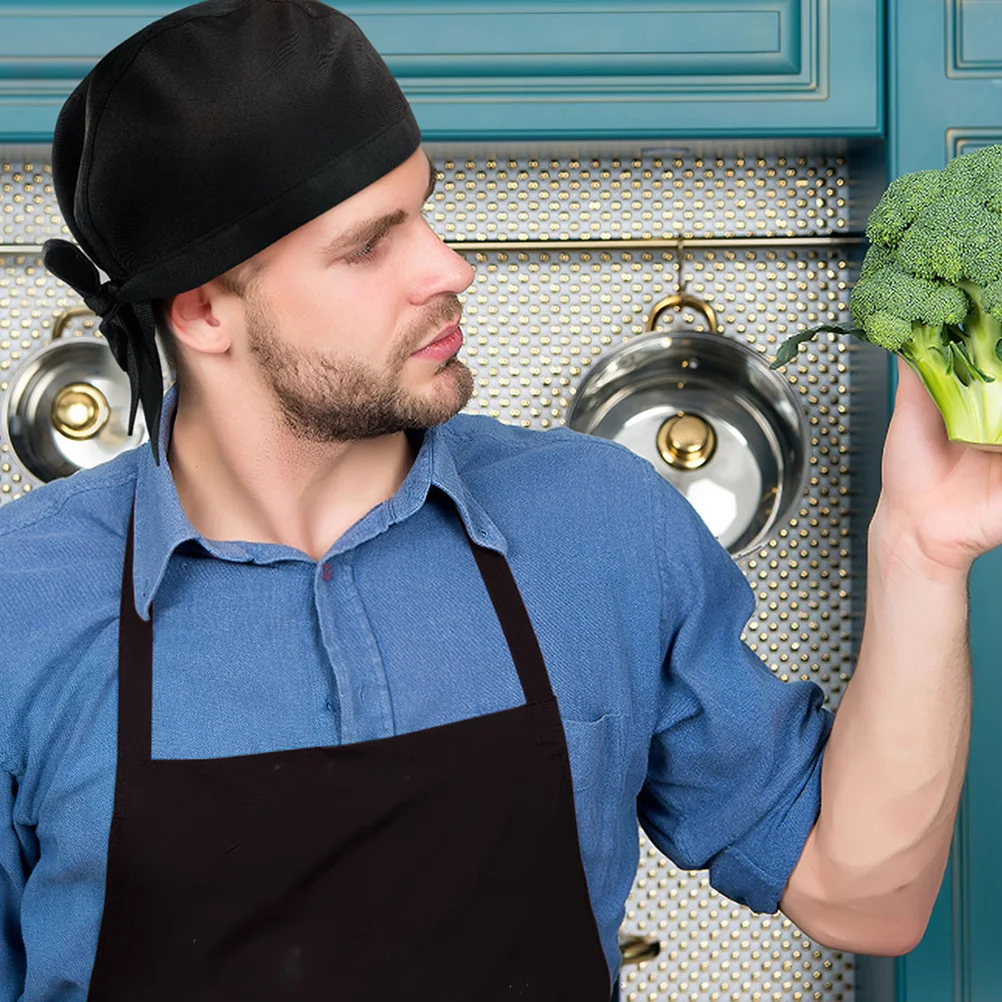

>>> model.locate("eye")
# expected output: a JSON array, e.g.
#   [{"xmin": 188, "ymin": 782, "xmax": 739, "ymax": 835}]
[{"xmin": 345, "ymin": 238, "xmax": 382, "ymax": 264}]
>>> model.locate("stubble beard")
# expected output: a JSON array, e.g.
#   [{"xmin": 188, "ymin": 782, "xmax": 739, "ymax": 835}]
[{"xmin": 245, "ymin": 292, "xmax": 474, "ymax": 442}]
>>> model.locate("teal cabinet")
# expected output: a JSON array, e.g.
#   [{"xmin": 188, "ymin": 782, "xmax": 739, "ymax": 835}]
[
  {"xmin": 0, "ymin": 0, "xmax": 882, "ymax": 142},
  {"xmin": 888, "ymin": 2, "xmax": 1002, "ymax": 1001}
]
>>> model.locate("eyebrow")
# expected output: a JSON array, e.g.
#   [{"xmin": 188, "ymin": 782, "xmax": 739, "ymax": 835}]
[
  {"xmin": 321, "ymin": 209, "xmax": 406, "ymax": 258},
  {"xmin": 321, "ymin": 156, "xmax": 439, "ymax": 259}
]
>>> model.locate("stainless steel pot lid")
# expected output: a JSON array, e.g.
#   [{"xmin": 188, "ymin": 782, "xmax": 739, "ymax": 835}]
[
  {"xmin": 3, "ymin": 308, "xmax": 156, "ymax": 483},
  {"xmin": 566, "ymin": 295, "xmax": 808, "ymax": 556}
]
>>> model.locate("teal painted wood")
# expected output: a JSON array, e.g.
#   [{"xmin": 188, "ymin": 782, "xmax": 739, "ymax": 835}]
[
  {"xmin": 0, "ymin": 0, "xmax": 881, "ymax": 142},
  {"xmin": 963, "ymin": 549, "xmax": 1002, "ymax": 1002},
  {"xmin": 891, "ymin": 0, "xmax": 1002, "ymax": 170},
  {"xmin": 889, "ymin": 2, "xmax": 1002, "ymax": 1000}
]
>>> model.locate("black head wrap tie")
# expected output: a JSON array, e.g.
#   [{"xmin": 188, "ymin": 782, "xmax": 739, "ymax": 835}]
[{"xmin": 42, "ymin": 238, "xmax": 164, "ymax": 461}]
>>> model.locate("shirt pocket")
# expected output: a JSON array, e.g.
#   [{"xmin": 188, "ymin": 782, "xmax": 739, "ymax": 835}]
[{"xmin": 562, "ymin": 714, "xmax": 628, "ymax": 887}]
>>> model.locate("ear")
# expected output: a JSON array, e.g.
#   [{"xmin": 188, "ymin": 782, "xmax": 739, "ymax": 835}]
[{"xmin": 167, "ymin": 284, "xmax": 233, "ymax": 355}]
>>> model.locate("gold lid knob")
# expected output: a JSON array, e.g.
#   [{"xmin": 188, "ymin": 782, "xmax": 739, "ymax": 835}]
[
  {"xmin": 51, "ymin": 383, "xmax": 111, "ymax": 440},
  {"xmin": 657, "ymin": 412, "xmax": 716, "ymax": 470}
]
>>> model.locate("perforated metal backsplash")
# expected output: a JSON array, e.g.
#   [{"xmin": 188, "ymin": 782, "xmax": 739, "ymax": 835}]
[{"xmin": 0, "ymin": 152, "xmax": 856, "ymax": 1001}]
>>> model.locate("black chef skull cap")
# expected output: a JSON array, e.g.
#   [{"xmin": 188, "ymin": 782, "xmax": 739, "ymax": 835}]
[{"xmin": 43, "ymin": 0, "xmax": 422, "ymax": 460}]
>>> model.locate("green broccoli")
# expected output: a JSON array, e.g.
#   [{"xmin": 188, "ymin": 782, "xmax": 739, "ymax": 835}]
[{"xmin": 772, "ymin": 144, "xmax": 1002, "ymax": 445}]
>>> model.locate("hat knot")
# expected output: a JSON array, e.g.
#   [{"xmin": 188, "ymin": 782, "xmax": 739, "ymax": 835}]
[{"xmin": 42, "ymin": 238, "xmax": 165, "ymax": 462}]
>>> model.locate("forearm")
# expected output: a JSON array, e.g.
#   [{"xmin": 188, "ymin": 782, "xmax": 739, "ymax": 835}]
[{"xmin": 782, "ymin": 507, "xmax": 972, "ymax": 953}]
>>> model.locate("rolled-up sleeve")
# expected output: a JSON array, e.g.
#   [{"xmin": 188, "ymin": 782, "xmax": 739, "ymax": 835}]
[
  {"xmin": 638, "ymin": 472, "xmax": 833, "ymax": 914},
  {"xmin": 0, "ymin": 766, "xmax": 25, "ymax": 1000}
]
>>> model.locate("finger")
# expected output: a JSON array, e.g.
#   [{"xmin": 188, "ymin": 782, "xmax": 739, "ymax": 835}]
[{"xmin": 890, "ymin": 356, "xmax": 949, "ymax": 445}]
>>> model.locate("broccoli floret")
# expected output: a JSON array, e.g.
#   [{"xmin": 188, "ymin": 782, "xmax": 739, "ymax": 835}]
[
  {"xmin": 865, "ymin": 170, "xmax": 942, "ymax": 248},
  {"xmin": 895, "ymin": 200, "xmax": 1002, "ymax": 286},
  {"xmin": 866, "ymin": 145, "xmax": 1002, "ymax": 251},
  {"xmin": 850, "ymin": 245, "xmax": 969, "ymax": 350},
  {"xmin": 772, "ymin": 144, "xmax": 1002, "ymax": 445},
  {"xmin": 941, "ymin": 143, "xmax": 1002, "ymax": 212}
]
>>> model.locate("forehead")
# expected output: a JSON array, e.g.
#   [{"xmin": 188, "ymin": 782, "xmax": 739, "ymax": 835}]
[{"xmin": 261, "ymin": 148, "xmax": 434, "ymax": 257}]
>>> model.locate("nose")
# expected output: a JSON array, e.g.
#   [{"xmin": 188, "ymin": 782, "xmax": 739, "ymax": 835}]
[{"xmin": 408, "ymin": 221, "xmax": 475, "ymax": 304}]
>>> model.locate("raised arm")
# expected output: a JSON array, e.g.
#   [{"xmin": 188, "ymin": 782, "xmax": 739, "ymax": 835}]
[{"xmin": 781, "ymin": 359, "xmax": 994, "ymax": 953}]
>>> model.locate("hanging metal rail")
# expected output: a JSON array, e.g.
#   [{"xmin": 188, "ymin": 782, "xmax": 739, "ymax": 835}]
[{"xmin": 430, "ymin": 234, "xmax": 863, "ymax": 252}]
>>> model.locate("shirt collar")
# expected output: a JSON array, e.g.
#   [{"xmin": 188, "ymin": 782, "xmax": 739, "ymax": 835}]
[
  {"xmin": 389, "ymin": 422, "xmax": 508, "ymax": 556},
  {"xmin": 131, "ymin": 388, "xmax": 506, "ymax": 618}
]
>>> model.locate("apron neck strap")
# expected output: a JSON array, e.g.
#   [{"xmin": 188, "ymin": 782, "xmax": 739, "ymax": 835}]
[
  {"xmin": 464, "ymin": 539, "xmax": 555, "ymax": 706},
  {"xmin": 118, "ymin": 502, "xmax": 154, "ymax": 763}
]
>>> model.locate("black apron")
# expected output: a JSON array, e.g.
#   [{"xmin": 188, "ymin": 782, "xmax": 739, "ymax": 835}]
[{"xmin": 86, "ymin": 502, "xmax": 611, "ymax": 1000}]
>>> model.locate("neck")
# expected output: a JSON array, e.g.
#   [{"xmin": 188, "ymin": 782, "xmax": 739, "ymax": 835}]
[{"xmin": 166, "ymin": 384, "xmax": 416, "ymax": 560}]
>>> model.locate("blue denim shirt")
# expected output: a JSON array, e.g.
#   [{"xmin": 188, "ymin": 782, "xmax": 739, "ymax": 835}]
[{"xmin": 0, "ymin": 390, "xmax": 831, "ymax": 1000}]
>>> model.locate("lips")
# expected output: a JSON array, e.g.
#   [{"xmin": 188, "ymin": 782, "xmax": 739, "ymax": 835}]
[{"xmin": 411, "ymin": 324, "xmax": 463, "ymax": 361}]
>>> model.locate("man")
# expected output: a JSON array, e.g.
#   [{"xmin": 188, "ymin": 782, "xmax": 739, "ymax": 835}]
[{"xmin": 0, "ymin": 1, "xmax": 991, "ymax": 1000}]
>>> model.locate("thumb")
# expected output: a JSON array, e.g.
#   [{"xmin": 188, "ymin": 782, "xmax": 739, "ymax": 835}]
[{"xmin": 889, "ymin": 356, "xmax": 949, "ymax": 444}]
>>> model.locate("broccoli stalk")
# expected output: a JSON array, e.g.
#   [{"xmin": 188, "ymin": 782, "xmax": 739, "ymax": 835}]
[
  {"xmin": 898, "ymin": 323, "xmax": 1002, "ymax": 445},
  {"xmin": 772, "ymin": 144, "xmax": 1002, "ymax": 446}
]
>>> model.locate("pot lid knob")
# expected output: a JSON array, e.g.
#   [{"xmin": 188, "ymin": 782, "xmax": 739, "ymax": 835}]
[
  {"xmin": 657, "ymin": 412, "xmax": 716, "ymax": 470},
  {"xmin": 51, "ymin": 382, "xmax": 111, "ymax": 441}
]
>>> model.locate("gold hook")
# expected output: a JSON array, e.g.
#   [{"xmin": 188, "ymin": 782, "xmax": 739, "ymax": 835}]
[
  {"xmin": 644, "ymin": 236, "xmax": 719, "ymax": 332},
  {"xmin": 52, "ymin": 305, "xmax": 96, "ymax": 340},
  {"xmin": 644, "ymin": 292, "xmax": 719, "ymax": 334}
]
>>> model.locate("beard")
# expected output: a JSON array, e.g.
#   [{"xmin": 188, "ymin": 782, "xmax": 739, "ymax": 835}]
[{"xmin": 245, "ymin": 292, "xmax": 474, "ymax": 442}]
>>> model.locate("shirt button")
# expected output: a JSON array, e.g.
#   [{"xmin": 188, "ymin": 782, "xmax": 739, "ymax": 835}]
[{"xmin": 321, "ymin": 562, "xmax": 333, "ymax": 582}]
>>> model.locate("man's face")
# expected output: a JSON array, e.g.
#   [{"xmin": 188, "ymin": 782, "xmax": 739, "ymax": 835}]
[{"xmin": 232, "ymin": 149, "xmax": 476, "ymax": 441}]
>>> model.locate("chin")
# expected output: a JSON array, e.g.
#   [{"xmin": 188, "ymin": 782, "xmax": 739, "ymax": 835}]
[{"xmin": 418, "ymin": 359, "xmax": 474, "ymax": 420}]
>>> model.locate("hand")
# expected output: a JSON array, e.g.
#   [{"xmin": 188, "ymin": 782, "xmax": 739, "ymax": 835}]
[{"xmin": 874, "ymin": 358, "xmax": 1002, "ymax": 575}]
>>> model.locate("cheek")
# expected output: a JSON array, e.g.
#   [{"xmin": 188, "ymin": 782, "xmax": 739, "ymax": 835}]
[{"xmin": 267, "ymin": 273, "xmax": 400, "ymax": 355}]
